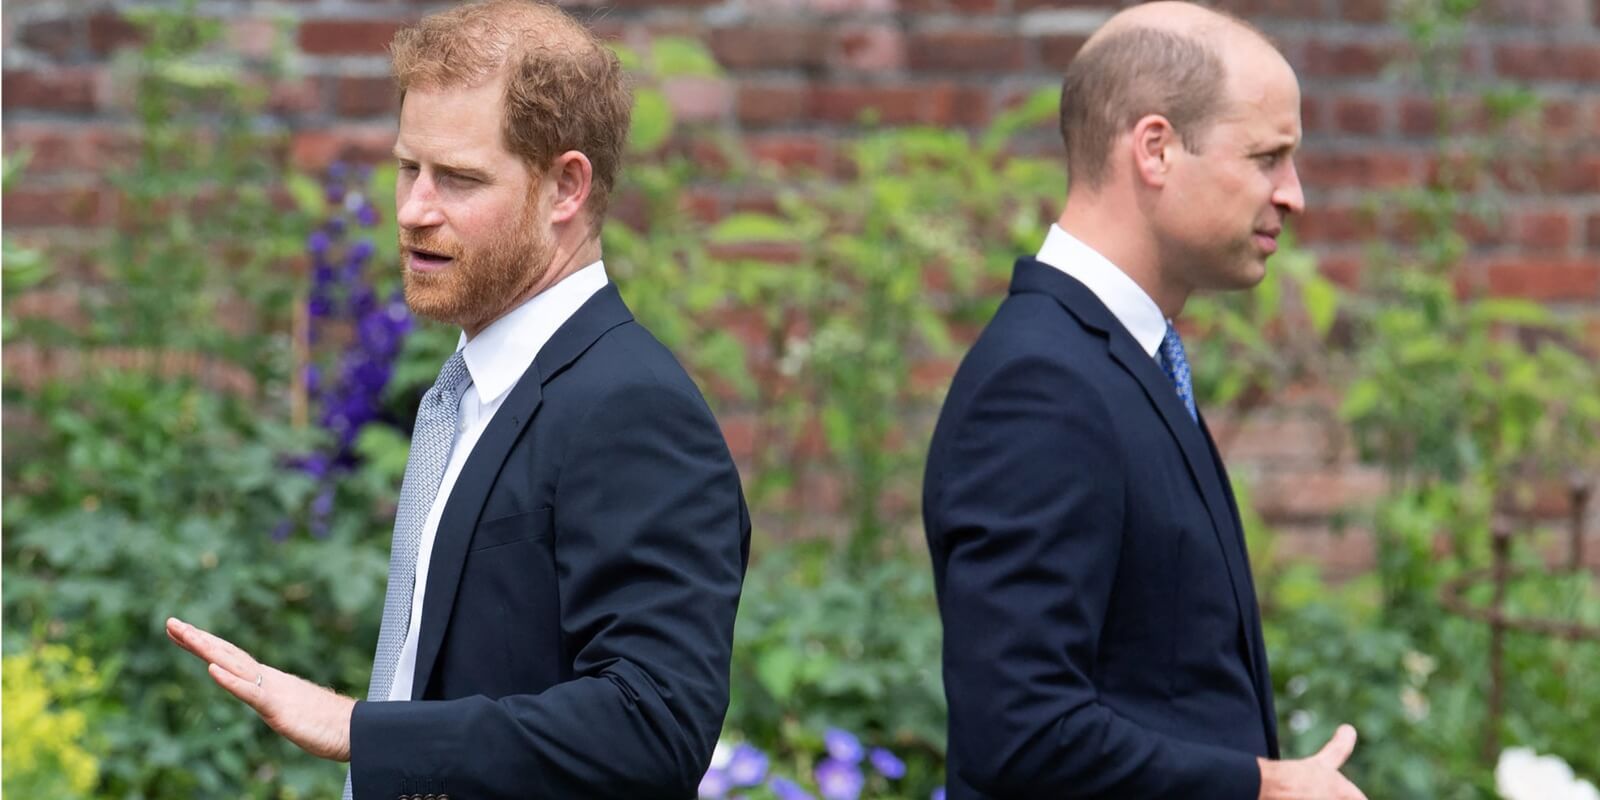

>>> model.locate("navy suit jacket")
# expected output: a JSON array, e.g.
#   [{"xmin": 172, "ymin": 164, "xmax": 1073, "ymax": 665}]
[
  {"xmin": 349, "ymin": 285, "xmax": 751, "ymax": 798},
  {"xmin": 923, "ymin": 258, "xmax": 1278, "ymax": 799}
]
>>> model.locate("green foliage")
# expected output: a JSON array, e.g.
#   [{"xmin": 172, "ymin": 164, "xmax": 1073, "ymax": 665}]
[
  {"xmin": 2, "ymin": 644, "xmax": 104, "ymax": 798},
  {"xmin": 2, "ymin": 7, "xmax": 389, "ymax": 798}
]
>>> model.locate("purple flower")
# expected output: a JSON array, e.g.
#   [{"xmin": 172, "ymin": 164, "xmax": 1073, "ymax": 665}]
[
  {"xmin": 930, "ymin": 790, "xmax": 946, "ymax": 800},
  {"xmin": 269, "ymin": 519, "xmax": 293, "ymax": 542},
  {"xmin": 698, "ymin": 767, "xmax": 730, "ymax": 799},
  {"xmin": 327, "ymin": 161, "xmax": 349, "ymax": 181},
  {"xmin": 769, "ymin": 778, "xmax": 814, "ymax": 800},
  {"xmin": 347, "ymin": 239, "xmax": 376, "ymax": 266},
  {"xmin": 725, "ymin": 744, "xmax": 767, "ymax": 786},
  {"xmin": 868, "ymin": 747, "xmax": 905, "ymax": 780},
  {"xmin": 307, "ymin": 229, "xmax": 331, "ymax": 256},
  {"xmin": 356, "ymin": 201, "xmax": 380, "ymax": 227},
  {"xmin": 814, "ymin": 758, "xmax": 864, "ymax": 800},
  {"xmin": 823, "ymin": 728, "xmax": 863, "ymax": 764},
  {"xmin": 325, "ymin": 216, "xmax": 347, "ymax": 238},
  {"xmin": 311, "ymin": 486, "xmax": 335, "ymax": 518}
]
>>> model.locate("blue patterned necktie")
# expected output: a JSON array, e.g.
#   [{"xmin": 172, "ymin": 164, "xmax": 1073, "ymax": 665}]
[
  {"xmin": 1159, "ymin": 322, "xmax": 1198, "ymax": 423},
  {"xmin": 345, "ymin": 348, "xmax": 469, "ymax": 799}
]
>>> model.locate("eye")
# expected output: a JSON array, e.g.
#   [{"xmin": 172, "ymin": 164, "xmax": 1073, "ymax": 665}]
[
  {"xmin": 397, "ymin": 161, "xmax": 419, "ymax": 174},
  {"xmin": 1254, "ymin": 152, "xmax": 1282, "ymax": 167}
]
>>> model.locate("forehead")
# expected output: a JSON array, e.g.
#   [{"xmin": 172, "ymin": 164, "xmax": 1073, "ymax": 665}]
[
  {"xmin": 394, "ymin": 78, "xmax": 515, "ymax": 165},
  {"xmin": 1212, "ymin": 52, "xmax": 1302, "ymax": 145}
]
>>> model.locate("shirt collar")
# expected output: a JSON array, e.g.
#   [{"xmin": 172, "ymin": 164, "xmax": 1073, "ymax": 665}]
[
  {"xmin": 1035, "ymin": 224, "xmax": 1167, "ymax": 358},
  {"xmin": 456, "ymin": 260, "xmax": 609, "ymax": 406}
]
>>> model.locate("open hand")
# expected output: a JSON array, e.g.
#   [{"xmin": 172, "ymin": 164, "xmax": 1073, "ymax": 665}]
[{"xmin": 166, "ymin": 617, "xmax": 355, "ymax": 762}]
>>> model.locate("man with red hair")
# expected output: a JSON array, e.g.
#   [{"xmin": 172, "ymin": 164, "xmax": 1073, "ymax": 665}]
[{"xmin": 168, "ymin": 3, "xmax": 750, "ymax": 797}]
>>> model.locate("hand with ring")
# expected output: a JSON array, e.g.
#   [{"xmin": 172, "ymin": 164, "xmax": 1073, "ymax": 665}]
[{"xmin": 166, "ymin": 617, "xmax": 356, "ymax": 762}]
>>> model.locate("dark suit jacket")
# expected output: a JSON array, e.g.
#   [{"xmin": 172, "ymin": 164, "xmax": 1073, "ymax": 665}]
[
  {"xmin": 923, "ymin": 258, "xmax": 1278, "ymax": 799},
  {"xmin": 349, "ymin": 284, "xmax": 750, "ymax": 799}
]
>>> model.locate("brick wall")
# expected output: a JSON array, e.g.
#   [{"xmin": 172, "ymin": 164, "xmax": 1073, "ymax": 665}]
[{"xmin": 5, "ymin": 0, "xmax": 1598, "ymax": 571}]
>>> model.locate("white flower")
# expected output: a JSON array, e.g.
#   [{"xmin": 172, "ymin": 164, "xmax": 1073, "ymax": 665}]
[
  {"xmin": 1496, "ymin": 747, "xmax": 1600, "ymax": 800},
  {"xmin": 1400, "ymin": 686, "xmax": 1429, "ymax": 722},
  {"xmin": 1402, "ymin": 650, "xmax": 1436, "ymax": 683},
  {"xmin": 1289, "ymin": 710, "xmax": 1314, "ymax": 734}
]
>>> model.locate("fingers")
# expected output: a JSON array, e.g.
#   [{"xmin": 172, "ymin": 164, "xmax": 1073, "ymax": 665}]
[
  {"xmin": 1314, "ymin": 724, "xmax": 1359, "ymax": 769},
  {"xmin": 208, "ymin": 662, "xmax": 266, "ymax": 712},
  {"xmin": 167, "ymin": 618, "xmax": 260, "ymax": 683}
]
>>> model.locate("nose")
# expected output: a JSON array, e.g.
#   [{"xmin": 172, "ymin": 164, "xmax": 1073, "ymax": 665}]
[
  {"xmin": 1273, "ymin": 160, "xmax": 1306, "ymax": 217},
  {"xmin": 396, "ymin": 171, "xmax": 445, "ymax": 230}
]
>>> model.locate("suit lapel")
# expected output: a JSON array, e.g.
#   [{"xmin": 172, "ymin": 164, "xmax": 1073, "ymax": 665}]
[
  {"xmin": 410, "ymin": 285, "xmax": 634, "ymax": 698},
  {"xmin": 1011, "ymin": 259, "xmax": 1268, "ymax": 692}
]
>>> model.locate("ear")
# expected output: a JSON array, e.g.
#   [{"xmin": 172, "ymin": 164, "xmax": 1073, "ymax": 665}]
[
  {"xmin": 547, "ymin": 150, "xmax": 594, "ymax": 225},
  {"xmin": 1129, "ymin": 114, "xmax": 1177, "ymax": 188}
]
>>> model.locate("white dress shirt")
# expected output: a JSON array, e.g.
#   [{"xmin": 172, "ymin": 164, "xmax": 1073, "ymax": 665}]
[
  {"xmin": 387, "ymin": 260, "xmax": 609, "ymax": 701},
  {"xmin": 1035, "ymin": 224, "xmax": 1167, "ymax": 360}
]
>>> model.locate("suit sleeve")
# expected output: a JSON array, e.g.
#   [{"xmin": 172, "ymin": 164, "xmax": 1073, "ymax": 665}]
[
  {"xmin": 349, "ymin": 379, "xmax": 749, "ymax": 799},
  {"xmin": 928, "ymin": 354, "xmax": 1260, "ymax": 799}
]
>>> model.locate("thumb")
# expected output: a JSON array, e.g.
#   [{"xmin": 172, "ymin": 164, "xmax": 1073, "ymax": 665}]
[{"xmin": 1313, "ymin": 724, "xmax": 1358, "ymax": 769}]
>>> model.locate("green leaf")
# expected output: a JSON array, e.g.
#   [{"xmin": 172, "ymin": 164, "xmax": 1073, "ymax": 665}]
[
  {"xmin": 708, "ymin": 212, "xmax": 801, "ymax": 245},
  {"xmin": 1341, "ymin": 379, "xmax": 1383, "ymax": 420},
  {"xmin": 285, "ymin": 172, "xmax": 324, "ymax": 217},
  {"xmin": 649, "ymin": 36, "xmax": 722, "ymax": 78},
  {"xmin": 1302, "ymin": 276, "xmax": 1339, "ymax": 338},
  {"xmin": 627, "ymin": 88, "xmax": 673, "ymax": 154}
]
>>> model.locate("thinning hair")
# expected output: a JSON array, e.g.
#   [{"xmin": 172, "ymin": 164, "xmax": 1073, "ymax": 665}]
[
  {"xmin": 1060, "ymin": 19, "xmax": 1262, "ymax": 191},
  {"xmin": 390, "ymin": 0, "xmax": 631, "ymax": 224}
]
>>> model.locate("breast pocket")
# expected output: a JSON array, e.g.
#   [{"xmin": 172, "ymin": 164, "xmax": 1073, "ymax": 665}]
[{"xmin": 469, "ymin": 506, "xmax": 554, "ymax": 552}]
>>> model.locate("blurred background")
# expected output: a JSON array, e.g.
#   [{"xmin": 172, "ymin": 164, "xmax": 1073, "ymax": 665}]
[{"xmin": 3, "ymin": 0, "xmax": 1598, "ymax": 797}]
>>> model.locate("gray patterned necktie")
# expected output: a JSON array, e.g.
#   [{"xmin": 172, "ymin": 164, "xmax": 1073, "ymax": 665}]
[{"xmin": 344, "ymin": 349, "xmax": 469, "ymax": 799}]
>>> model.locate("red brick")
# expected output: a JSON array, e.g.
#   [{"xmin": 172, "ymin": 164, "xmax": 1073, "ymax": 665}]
[
  {"xmin": 1400, "ymin": 96, "xmax": 1440, "ymax": 136},
  {"xmin": 746, "ymin": 133, "xmax": 833, "ymax": 172},
  {"xmin": 1536, "ymin": 99, "xmax": 1582, "ymax": 141},
  {"xmin": 289, "ymin": 128, "xmax": 397, "ymax": 171},
  {"xmin": 2, "ymin": 124, "xmax": 135, "ymax": 174},
  {"xmin": 1484, "ymin": 0, "xmax": 1592, "ymax": 27},
  {"xmin": 228, "ymin": 18, "xmax": 282, "ymax": 59},
  {"xmin": 927, "ymin": 83, "xmax": 993, "ymax": 126},
  {"xmin": 831, "ymin": 26, "xmax": 906, "ymax": 72},
  {"xmin": 1212, "ymin": 0, "xmax": 1327, "ymax": 18},
  {"xmin": 1299, "ymin": 150, "xmax": 1416, "ymax": 188},
  {"xmin": 1013, "ymin": 0, "xmax": 1122, "ymax": 9},
  {"xmin": 1212, "ymin": 415, "xmax": 1338, "ymax": 463},
  {"xmin": 1316, "ymin": 252, "xmax": 1364, "ymax": 289},
  {"xmin": 1301, "ymin": 39, "xmax": 1395, "ymax": 78},
  {"xmin": 1495, "ymin": 42, "xmax": 1600, "ymax": 82},
  {"xmin": 18, "ymin": 18, "xmax": 81, "ymax": 59},
  {"xmin": 709, "ymin": 26, "xmax": 825, "ymax": 70},
  {"xmin": 1038, "ymin": 34, "xmax": 1088, "ymax": 71},
  {"xmin": 4, "ymin": 186, "xmax": 113, "ymax": 227},
  {"xmin": 1484, "ymin": 258, "xmax": 1600, "ymax": 301},
  {"xmin": 87, "ymin": 12, "xmax": 143, "ymax": 55},
  {"xmin": 663, "ymin": 77, "xmax": 732, "ymax": 123},
  {"xmin": 265, "ymin": 77, "xmax": 323, "ymax": 115},
  {"xmin": 298, "ymin": 19, "xmax": 405, "ymax": 56},
  {"xmin": 1332, "ymin": 96, "xmax": 1385, "ymax": 136},
  {"xmin": 719, "ymin": 412, "xmax": 757, "ymax": 461},
  {"xmin": 1294, "ymin": 205, "xmax": 1373, "ymax": 245},
  {"xmin": 735, "ymin": 82, "xmax": 810, "ymax": 127},
  {"xmin": 2, "ymin": 69, "xmax": 99, "ymax": 113},
  {"xmin": 1338, "ymin": 0, "xmax": 1388, "ymax": 22},
  {"xmin": 810, "ymin": 84, "xmax": 926, "ymax": 125},
  {"xmin": 907, "ymin": 30, "xmax": 1025, "ymax": 73},
  {"xmin": 334, "ymin": 76, "xmax": 395, "ymax": 117},
  {"xmin": 1587, "ymin": 213, "xmax": 1600, "ymax": 251},
  {"xmin": 1274, "ymin": 525, "xmax": 1377, "ymax": 575},
  {"xmin": 1512, "ymin": 209, "xmax": 1575, "ymax": 251},
  {"xmin": 1253, "ymin": 467, "xmax": 1388, "ymax": 519}
]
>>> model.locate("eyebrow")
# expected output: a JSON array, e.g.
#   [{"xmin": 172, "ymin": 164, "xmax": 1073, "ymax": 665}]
[{"xmin": 391, "ymin": 149, "xmax": 492, "ymax": 180}]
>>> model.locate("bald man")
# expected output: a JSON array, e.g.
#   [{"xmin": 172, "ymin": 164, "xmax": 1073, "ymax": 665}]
[{"xmin": 923, "ymin": 4, "xmax": 1365, "ymax": 798}]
